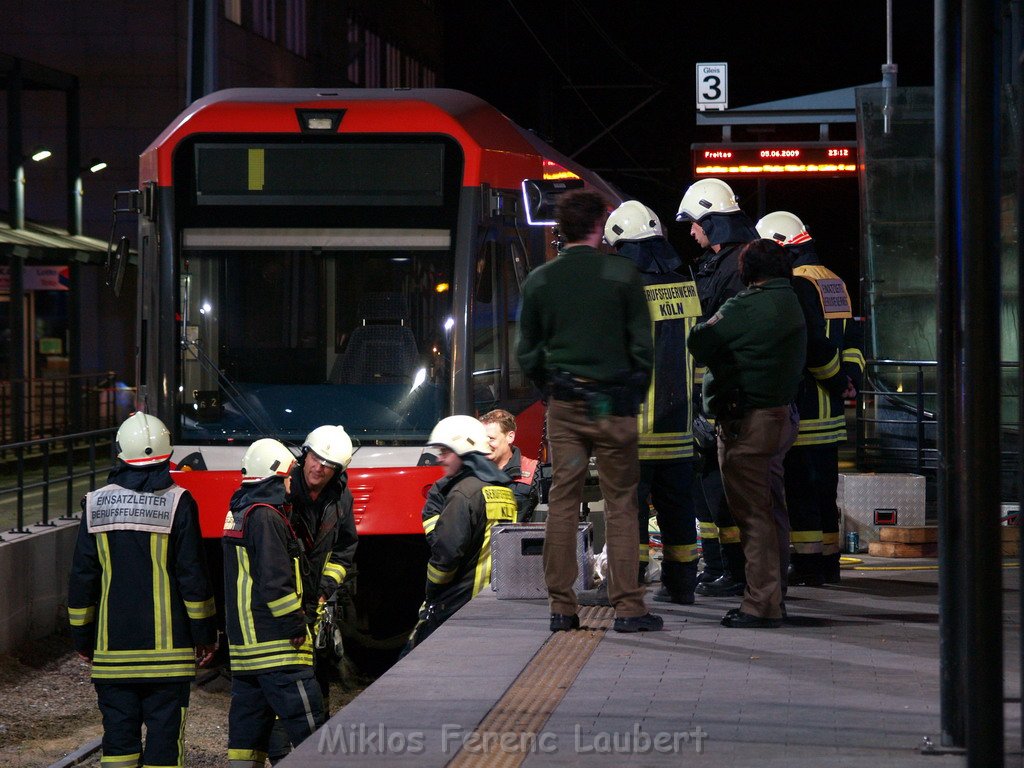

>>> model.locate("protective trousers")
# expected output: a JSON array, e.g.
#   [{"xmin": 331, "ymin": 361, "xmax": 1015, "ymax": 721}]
[
  {"xmin": 95, "ymin": 681, "xmax": 190, "ymax": 768},
  {"xmin": 637, "ymin": 460, "xmax": 698, "ymax": 597},
  {"xmin": 694, "ymin": 458, "xmax": 746, "ymax": 582},
  {"xmin": 267, "ymin": 648, "xmax": 334, "ymax": 761},
  {"xmin": 718, "ymin": 405, "xmax": 798, "ymax": 619},
  {"xmin": 544, "ymin": 398, "xmax": 646, "ymax": 618},
  {"xmin": 228, "ymin": 668, "xmax": 325, "ymax": 768},
  {"xmin": 783, "ymin": 443, "xmax": 840, "ymax": 581}
]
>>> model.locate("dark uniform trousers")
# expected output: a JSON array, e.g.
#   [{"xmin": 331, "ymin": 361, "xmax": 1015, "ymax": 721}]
[
  {"xmin": 95, "ymin": 681, "xmax": 190, "ymax": 768},
  {"xmin": 718, "ymin": 405, "xmax": 798, "ymax": 619},
  {"xmin": 693, "ymin": 456, "xmax": 745, "ymax": 581},
  {"xmin": 637, "ymin": 460, "xmax": 698, "ymax": 593},
  {"xmin": 228, "ymin": 668, "xmax": 325, "ymax": 767},
  {"xmin": 545, "ymin": 398, "xmax": 646, "ymax": 617},
  {"xmin": 783, "ymin": 442, "xmax": 840, "ymax": 565}
]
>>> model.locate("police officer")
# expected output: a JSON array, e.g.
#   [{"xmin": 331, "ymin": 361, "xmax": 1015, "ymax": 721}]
[
  {"xmin": 408, "ymin": 415, "xmax": 518, "ymax": 648},
  {"xmin": 756, "ymin": 211, "xmax": 864, "ymax": 584},
  {"xmin": 267, "ymin": 425, "xmax": 357, "ymax": 762},
  {"xmin": 479, "ymin": 408, "xmax": 539, "ymax": 521},
  {"xmin": 68, "ymin": 412, "xmax": 218, "ymax": 768},
  {"xmin": 223, "ymin": 439, "xmax": 324, "ymax": 766},
  {"xmin": 580, "ymin": 201, "xmax": 702, "ymax": 605},
  {"xmin": 676, "ymin": 178, "xmax": 760, "ymax": 597}
]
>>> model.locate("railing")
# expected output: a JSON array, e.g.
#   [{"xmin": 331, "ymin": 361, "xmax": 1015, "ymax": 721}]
[
  {"xmin": 0, "ymin": 428, "xmax": 117, "ymax": 539},
  {"xmin": 855, "ymin": 359, "xmax": 1021, "ymax": 506},
  {"xmin": 0, "ymin": 372, "xmax": 132, "ymax": 445}
]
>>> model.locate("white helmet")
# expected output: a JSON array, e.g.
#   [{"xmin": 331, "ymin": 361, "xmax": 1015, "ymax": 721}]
[
  {"xmin": 675, "ymin": 178, "xmax": 741, "ymax": 222},
  {"xmin": 427, "ymin": 415, "xmax": 489, "ymax": 457},
  {"xmin": 303, "ymin": 425, "xmax": 354, "ymax": 469},
  {"xmin": 241, "ymin": 439, "xmax": 296, "ymax": 484},
  {"xmin": 116, "ymin": 412, "xmax": 172, "ymax": 466},
  {"xmin": 604, "ymin": 200, "xmax": 663, "ymax": 246},
  {"xmin": 755, "ymin": 210, "xmax": 812, "ymax": 246}
]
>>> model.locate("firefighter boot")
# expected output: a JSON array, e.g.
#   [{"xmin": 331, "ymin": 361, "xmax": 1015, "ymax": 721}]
[
  {"xmin": 696, "ymin": 542, "xmax": 746, "ymax": 596},
  {"xmin": 788, "ymin": 553, "xmax": 825, "ymax": 587},
  {"xmin": 697, "ymin": 533, "xmax": 725, "ymax": 584},
  {"xmin": 823, "ymin": 553, "xmax": 842, "ymax": 584},
  {"xmin": 653, "ymin": 561, "xmax": 697, "ymax": 605}
]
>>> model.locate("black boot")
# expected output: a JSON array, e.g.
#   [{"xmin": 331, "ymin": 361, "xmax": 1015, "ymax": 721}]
[
  {"xmin": 722, "ymin": 541, "xmax": 747, "ymax": 584},
  {"xmin": 697, "ymin": 534, "xmax": 725, "ymax": 584},
  {"xmin": 788, "ymin": 552, "xmax": 825, "ymax": 586},
  {"xmin": 653, "ymin": 561, "xmax": 696, "ymax": 605},
  {"xmin": 823, "ymin": 553, "xmax": 842, "ymax": 583}
]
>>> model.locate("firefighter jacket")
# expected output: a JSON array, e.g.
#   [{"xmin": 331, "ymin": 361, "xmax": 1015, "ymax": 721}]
[
  {"xmin": 619, "ymin": 239, "xmax": 703, "ymax": 463},
  {"xmin": 68, "ymin": 462, "xmax": 216, "ymax": 683},
  {"xmin": 287, "ymin": 462, "xmax": 358, "ymax": 616},
  {"xmin": 425, "ymin": 453, "xmax": 517, "ymax": 610},
  {"xmin": 790, "ymin": 246, "xmax": 865, "ymax": 446},
  {"xmin": 689, "ymin": 278, "xmax": 807, "ymax": 416},
  {"xmin": 502, "ymin": 446, "xmax": 539, "ymax": 521},
  {"xmin": 421, "ymin": 474, "xmax": 451, "ymax": 548},
  {"xmin": 692, "ymin": 212, "xmax": 759, "ymax": 321},
  {"xmin": 222, "ymin": 478, "xmax": 313, "ymax": 674}
]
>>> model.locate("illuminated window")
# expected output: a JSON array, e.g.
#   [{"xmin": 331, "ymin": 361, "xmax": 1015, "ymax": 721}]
[{"xmin": 224, "ymin": 0, "xmax": 242, "ymax": 24}]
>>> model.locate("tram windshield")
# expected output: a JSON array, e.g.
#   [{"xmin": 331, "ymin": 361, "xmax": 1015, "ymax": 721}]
[{"xmin": 178, "ymin": 245, "xmax": 453, "ymax": 444}]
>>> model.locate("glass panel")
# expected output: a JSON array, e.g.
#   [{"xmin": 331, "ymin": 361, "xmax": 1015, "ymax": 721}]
[{"xmin": 179, "ymin": 249, "xmax": 452, "ymax": 443}]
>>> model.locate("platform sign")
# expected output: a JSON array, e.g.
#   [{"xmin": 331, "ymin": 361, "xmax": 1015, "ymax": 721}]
[
  {"xmin": 692, "ymin": 142, "xmax": 858, "ymax": 177},
  {"xmin": 696, "ymin": 63, "xmax": 728, "ymax": 111}
]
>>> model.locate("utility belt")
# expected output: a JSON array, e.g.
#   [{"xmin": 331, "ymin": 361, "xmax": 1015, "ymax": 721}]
[{"xmin": 547, "ymin": 370, "xmax": 640, "ymax": 419}]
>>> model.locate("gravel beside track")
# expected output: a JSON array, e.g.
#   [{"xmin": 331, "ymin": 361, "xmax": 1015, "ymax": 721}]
[{"xmin": 0, "ymin": 634, "xmax": 364, "ymax": 768}]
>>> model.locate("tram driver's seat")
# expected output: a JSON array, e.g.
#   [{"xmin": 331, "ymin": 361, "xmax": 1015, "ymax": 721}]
[{"xmin": 331, "ymin": 292, "xmax": 419, "ymax": 385}]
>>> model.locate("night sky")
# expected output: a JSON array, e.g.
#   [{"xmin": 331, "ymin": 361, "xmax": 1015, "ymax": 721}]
[{"xmin": 440, "ymin": 1, "xmax": 935, "ymax": 303}]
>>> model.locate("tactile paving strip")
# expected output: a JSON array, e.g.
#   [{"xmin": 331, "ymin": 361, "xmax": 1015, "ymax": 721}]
[{"xmin": 445, "ymin": 605, "xmax": 614, "ymax": 768}]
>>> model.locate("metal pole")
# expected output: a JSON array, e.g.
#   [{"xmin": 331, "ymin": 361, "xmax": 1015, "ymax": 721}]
[
  {"xmin": 934, "ymin": 0, "xmax": 964, "ymax": 742},
  {"xmin": 11, "ymin": 260, "xmax": 25, "ymax": 444},
  {"xmin": 7, "ymin": 59, "xmax": 24, "ymax": 230},
  {"xmin": 66, "ymin": 80, "xmax": 81, "ymax": 236},
  {"xmin": 1015, "ymin": 0, "xmax": 1023, "ymax": 751},
  {"xmin": 186, "ymin": 0, "xmax": 218, "ymax": 106},
  {"xmin": 960, "ymin": 1, "xmax": 1004, "ymax": 765}
]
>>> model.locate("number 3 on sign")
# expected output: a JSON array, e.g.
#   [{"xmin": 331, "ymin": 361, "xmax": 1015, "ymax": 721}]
[{"xmin": 696, "ymin": 63, "xmax": 728, "ymax": 111}]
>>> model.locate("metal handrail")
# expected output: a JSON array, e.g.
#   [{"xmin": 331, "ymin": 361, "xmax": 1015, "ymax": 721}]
[{"xmin": 0, "ymin": 427, "xmax": 117, "ymax": 538}]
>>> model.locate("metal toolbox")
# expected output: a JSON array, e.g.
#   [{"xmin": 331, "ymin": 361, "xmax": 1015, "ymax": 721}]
[
  {"xmin": 491, "ymin": 522, "xmax": 592, "ymax": 599},
  {"xmin": 838, "ymin": 473, "xmax": 926, "ymax": 543}
]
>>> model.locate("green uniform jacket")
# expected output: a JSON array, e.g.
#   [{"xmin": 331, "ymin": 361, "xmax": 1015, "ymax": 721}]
[
  {"xmin": 688, "ymin": 278, "xmax": 807, "ymax": 417},
  {"xmin": 516, "ymin": 245, "xmax": 653, "ymax": 388}
]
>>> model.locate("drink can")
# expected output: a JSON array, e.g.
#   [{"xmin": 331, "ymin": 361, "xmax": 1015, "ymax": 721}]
[{"xmin": 845, "ymin": 531, "xmax": 859, "ymax": 554}]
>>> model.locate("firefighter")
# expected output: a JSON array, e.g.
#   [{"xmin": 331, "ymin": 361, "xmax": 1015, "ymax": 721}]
[
  {"xmin": 676, "ymin": 178, "xmax": 760, "ymax": 597},
  {"xmin": 578, "ymin": 200, "xmax": 702, "ymax": 605},
  {"xmin": 223, "ymin": 439, "xmax": 325, "ymax": 766},
  {"xmin": 267, "ymin": 424, "xmax": 357, "ymax": 762},
  {"xmin": 756, "ymin": 211, "xmax": 864, "ymax": 584},
  {"xmin": 68, "ymin": 412, "xmax": 218, "ymax": 768},
  {"xmin": 479, "ymin": 408, "xmax": 539, "ymax": 521},
  {"xmin": 407, "ymin": 415, "xmax": 517, "ymax": 649}
]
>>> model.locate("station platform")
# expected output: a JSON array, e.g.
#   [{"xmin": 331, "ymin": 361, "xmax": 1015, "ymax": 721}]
[{"xmin": 286, "ymin": 560, "xmax": 1021, "ymax": 767}]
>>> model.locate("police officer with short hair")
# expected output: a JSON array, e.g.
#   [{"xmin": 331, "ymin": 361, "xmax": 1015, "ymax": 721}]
[
  {"xmin": 756, "ymin": 211, "xmax": 864, "ymax": 584},
  {"xmin": 69, "ymin": 412, "xmax": 218, "ymax": 768},
  {"xmin": 223, "ymin": 439, "xmax": 325, "ymax": 767}
]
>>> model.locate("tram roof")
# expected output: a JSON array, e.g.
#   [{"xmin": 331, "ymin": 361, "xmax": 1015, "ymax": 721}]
[{"xmin": 140, "ymin": 88, "xmax": 621, "ymax": 201}]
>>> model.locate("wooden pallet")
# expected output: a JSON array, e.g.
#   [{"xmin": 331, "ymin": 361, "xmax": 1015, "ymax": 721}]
[{"xmin": 865, "ymin": 525, "xmax": 1019, "ymax": 557}]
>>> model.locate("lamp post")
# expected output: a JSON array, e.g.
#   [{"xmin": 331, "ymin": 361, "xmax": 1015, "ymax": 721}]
[{"xmin": 70, "ymin": 158, "xmax": 107, "ymax": 237}]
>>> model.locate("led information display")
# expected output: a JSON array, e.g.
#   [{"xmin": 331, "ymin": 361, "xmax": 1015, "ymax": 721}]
[
  {"xmin": 194, "ymin": 142, "xmax": 447, "ymax": 206},
  {"xmin": 692, "ymin": 143, "xmax": 857, "ymax": 177}
]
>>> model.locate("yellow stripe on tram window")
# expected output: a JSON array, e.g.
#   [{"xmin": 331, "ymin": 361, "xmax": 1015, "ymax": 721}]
[{"xmin": 248, "ymin": 148, "xmax": 265, "ymax": 191}]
